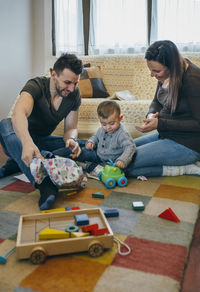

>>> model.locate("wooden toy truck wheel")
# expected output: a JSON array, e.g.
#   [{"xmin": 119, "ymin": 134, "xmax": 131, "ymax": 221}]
[
  {"xmin": 88, "ymin": 241, "xmax": 104, "ymax": 257},
  {"xmin": 30, "ymin": 247, "xmax": 47, "ymax": 264}
]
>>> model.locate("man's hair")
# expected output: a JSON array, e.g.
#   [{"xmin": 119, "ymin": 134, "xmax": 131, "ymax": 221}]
[
  {"xmin": 97, "ymin": 100, "xmax": 121, "ymax": 118},
  {"xmin": 145, "ymin": 40, "xmax": 185, "ymax": 113},
  {"xmin": 53, "ymin": 53, "xmax": 83, "ymax": 75}
]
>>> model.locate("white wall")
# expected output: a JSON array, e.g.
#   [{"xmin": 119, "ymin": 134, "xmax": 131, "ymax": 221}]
[
  {"xmin": 0, "ymin": 0, "xmax": 32, "ymax": 119},
  {"xmin": 0, "ymin": 0, "xmax": 56, "ymax": 120},
  {"xmin": 31, "ymin": 0, "xmax": 56, "ymax": 76}
]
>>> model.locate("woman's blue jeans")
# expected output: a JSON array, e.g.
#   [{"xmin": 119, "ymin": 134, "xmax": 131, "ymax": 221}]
[{"xmin": 125, "ymin": 132, "xmax": 200, "ymax": 177}]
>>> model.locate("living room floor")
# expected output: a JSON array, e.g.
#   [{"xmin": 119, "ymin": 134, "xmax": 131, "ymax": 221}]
[{"xmin": 0, "ymin": 145, "xmax": 199, "ymax": 292}]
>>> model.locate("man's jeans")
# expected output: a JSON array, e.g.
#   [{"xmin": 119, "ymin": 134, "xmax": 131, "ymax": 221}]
[{"xmin": 0, "ymin": 118, "xmax": 70, "ymax": 184}]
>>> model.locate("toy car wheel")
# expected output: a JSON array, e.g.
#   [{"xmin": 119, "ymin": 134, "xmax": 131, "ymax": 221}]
[
  {"xmin": 88, "ymin": 241, "xmax": 104, "ymax": 257},
  {"xmin": 117, "ymin": 176, "xmax": 128, "ymax": 187},
  {"xmin": 98, "ymin": 171, "xmax": 102, "ymax": 180},
  {"xmin": 30, "ymin": 247, "xmax": 47, "ymax": 264},
  {"xmin": 105, "ymin": 178, "xmax": 116, "ymax": 189}
]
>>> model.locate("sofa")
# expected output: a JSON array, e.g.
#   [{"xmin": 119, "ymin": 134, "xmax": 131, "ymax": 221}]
[{"xmin": 53, "ymin": 53, "xmax": 200, "ymax": 139}]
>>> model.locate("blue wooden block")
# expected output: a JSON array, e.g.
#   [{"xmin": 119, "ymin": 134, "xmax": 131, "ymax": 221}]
[
  {"xmin": 75, "ymin": 214, "xmax": 89, "ymax": 226},
  {"xmin": 65, "ymin": 206, "xmax": 72, "ymax": 211},
  {"xmin": 103, "ymin": 209, "xmax": 119, "ymax": 218}
]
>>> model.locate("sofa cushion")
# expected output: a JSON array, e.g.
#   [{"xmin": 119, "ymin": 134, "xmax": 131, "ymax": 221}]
[{"xmin": 78, "ymin": 66, "xmax": 109, "ymax": 98}]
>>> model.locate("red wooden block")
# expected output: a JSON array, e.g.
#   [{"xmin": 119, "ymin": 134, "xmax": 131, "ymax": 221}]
[
  {"xmin": 71, "ymin": 207, "xmax": 80, "ymax": 210},
  {"xmin": 91, "ymin": 227, "xmax": 109, "ymax": 236},
  {"xmin": 158, "ymin": 208, "xmax": 180, "ymax": 222},
  {"xmin": 82, "ymin": 224, "xmax": 99, "ymax": 232}
]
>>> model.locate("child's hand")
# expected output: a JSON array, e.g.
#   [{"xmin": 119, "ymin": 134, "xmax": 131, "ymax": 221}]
[
  {"xmin": 86, "ymin": 142, "xmax": 94, "ymax": 150},
  {"xmin": 116, "ymin": 160, "xmax": 125, "ymax": 169}
]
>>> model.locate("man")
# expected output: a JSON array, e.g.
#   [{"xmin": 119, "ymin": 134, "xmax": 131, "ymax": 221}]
[{"xmin": 0, "ymin": 53, "xmax": 83, "ymax": 210}]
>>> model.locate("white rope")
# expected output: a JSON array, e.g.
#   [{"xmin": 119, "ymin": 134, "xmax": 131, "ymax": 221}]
[{"xmin": 114, "ymin": 236, "xmax": 131, "ymax": 256}]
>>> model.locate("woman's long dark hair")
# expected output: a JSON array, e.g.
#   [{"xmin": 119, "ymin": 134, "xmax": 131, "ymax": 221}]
[{"xmin": 145, "ymin": 40, "xmax": 185, "ymax": 113}]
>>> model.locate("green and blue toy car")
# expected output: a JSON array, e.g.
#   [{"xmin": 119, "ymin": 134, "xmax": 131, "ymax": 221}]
[{"xmin": 98, "ymin": 160, "xmax": 128, "ymax": 189}]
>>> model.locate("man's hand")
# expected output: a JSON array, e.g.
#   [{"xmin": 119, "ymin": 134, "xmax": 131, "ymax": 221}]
[
  {"xmin": 65, "ymin": 138, "xmax": 81, "ymax": 158},
  {"xmin": 116, "ymin": 160, "xmax": 125, "ymax": 169},
  {"xmin": 86, "ymin": 142, "xmax": 94, "ymax": 150},
  {"xmin": 22, "ymin": 142, "xmax": 43, "ymax": 166}
]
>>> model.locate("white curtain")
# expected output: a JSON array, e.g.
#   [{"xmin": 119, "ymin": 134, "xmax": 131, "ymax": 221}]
[
  {"xmin": 88, "ymin": 0, "xmax": 147, "ymax": 55},
  {"xmin": 151, "ymin": 0, "xmax": 200, "ymax": 52},
  {"xmin": 54, "ymin": 0, "xmax": 200, "ymax": 56},
  {"xmin": 55, "ymin": 0, "xmax": 84, "ymax": 56}
]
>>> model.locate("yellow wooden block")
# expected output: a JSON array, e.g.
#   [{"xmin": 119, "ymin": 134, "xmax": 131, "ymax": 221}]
[
  {"xmin": 41, "ymin": 208, "xmax": 66, "ymax": 213},
  {"xmin": 66, "ymin": 191, "xmax": 77, "ymax": 197},
  {"xmin": 71, "ymin": 232, "xmax": 90, "ymax": 238},
  {"xmin": 39, "ymin": 228, "xmax": 70, "ymax": 240}
]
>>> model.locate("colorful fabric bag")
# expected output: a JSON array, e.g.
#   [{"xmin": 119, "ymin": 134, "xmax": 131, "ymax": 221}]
[{"xmin": 30, "ymin": 155, "xmax": 87, "ymax": 189}]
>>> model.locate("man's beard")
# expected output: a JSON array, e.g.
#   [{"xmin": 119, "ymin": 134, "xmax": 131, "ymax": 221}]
[{"xmin": 56, "ymin": 86, "xmax": 70, "ymax": 98}]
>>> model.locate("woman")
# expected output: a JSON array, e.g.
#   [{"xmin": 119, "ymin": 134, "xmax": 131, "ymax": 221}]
[{"xmin": 125, "ymin": 40, "xmax": 200, "ymax": 177}]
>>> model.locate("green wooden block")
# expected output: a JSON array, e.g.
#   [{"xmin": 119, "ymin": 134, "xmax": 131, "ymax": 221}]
[
  {"xmin": 132, "ymin": 201, "xmax": 145, "ymax": 211},
  {"xmin": 92, "ymin": 192, "xmax": 104, "ymax": 199}
]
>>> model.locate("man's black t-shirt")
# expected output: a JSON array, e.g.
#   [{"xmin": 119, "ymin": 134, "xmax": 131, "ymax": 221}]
[{"xmin": 21, "ymin": 77, "xmax": 81, "ymax": 136}]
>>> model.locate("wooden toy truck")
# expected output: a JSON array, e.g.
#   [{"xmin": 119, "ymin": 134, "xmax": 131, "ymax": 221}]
[{"xmin": 16, "ymin": 208, "xmax": 113, "ymax": 264}]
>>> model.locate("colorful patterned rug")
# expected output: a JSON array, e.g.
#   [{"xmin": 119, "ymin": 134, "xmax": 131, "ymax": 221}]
[{"xmin": 0, "ymin": 174, "xmax": 200, "ymax": 292}]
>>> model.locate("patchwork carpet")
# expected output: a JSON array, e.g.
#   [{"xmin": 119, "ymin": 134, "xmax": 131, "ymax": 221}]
[{"xmin": 0, "ymin": 173, "xmax": 200, "ymax": 292}]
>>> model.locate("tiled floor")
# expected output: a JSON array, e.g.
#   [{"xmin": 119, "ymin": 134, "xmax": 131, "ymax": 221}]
[{"xmin": 0, "ymin": 145, "xmax": 199, "ymax": 291}]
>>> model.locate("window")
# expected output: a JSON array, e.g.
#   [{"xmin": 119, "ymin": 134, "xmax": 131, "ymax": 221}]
[
  {"xmin": 54, "ymin": 0, "xmax": 84, "ymax": 56},
  {"xmin": 53, "ymin": 0, "xmax": 200, "ymax": 56},
  {"xmin": 152, "ymin": 0, "xmax": 200, "ymax": 52},
  {"xmin": 89, "ymin": 0, "xmax": 147, "ymax": 55}
]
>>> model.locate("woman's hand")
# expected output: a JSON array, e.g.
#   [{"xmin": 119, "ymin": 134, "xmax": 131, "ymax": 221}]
[
  {"xmin": 135, "ymin": 117, "xmax": 158, "ymax": 133},
  {"xmin": 147, "ymin": 112, "xmax": 159, "ymax": 119}
]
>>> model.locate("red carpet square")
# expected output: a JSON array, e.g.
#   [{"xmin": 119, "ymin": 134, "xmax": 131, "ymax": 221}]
[
  {"xmin": 112, "ymin": 236, "xmax": 187, "ymax": 282},
  {"xmin": 1, "ymin": 180, "xmax": 35, "ymax": 193}
]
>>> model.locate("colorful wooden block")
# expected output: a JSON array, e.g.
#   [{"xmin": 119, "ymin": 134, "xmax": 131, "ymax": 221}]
[
  {"xmin": 71, "ymin": 207, "xmax": 80, "ymax": 210},
  {"xmin": 65, "ymin": 191, "xmax": 77, "ymax": 197},
  {"xmin": 92, "ymin": 227, "xmax": 109, "ymax": 236},
  {"xmin": 158, "ymin": 208, "xmax": 180, "ymax": 222},
  {"xmin": 41, "ymin": 208, "xmax": 66, "ymax": 213},
  {"xmin": 65, "ymin": 225, "xmax": 79, "ymax": 233},
  {"xmin": 92, "ymin": 192, "xmax": 104, "ymax": 199},
  {"xmin": 75, "ymin": 214, "xmax": 89, "ymax": 226},
  {"xmin": 82, "ymin": 224, "xmax": 99, "ymax": 232},
  {"xmin": 71, "ymin": 232, "xmax": 90, "ymax": 238},
  {"xmin": 103, "ymin": 209, "xmax": 119, "ymax": 217},
  {"xmin": 65, "ymin": 206, "xmax": 72, "ymax": 211},
  {"xmin": 132, "ymin": 201, "xmax": 145, "ymax": 211},
  {"xmin": 39, "ymin": 228, "xmax": 70, "ymax": 240}
]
